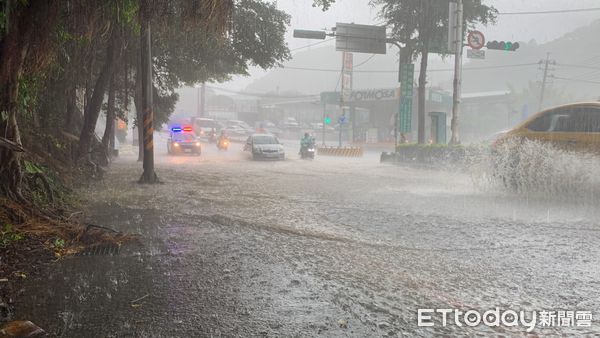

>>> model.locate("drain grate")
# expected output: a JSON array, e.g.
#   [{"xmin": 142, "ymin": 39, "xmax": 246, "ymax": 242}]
[{"xmin": 77, "ymin": 244, "xmax": 120, "ymax": 256}]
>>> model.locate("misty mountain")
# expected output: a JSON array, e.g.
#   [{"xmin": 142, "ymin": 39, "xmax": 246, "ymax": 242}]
[{"xmin": 246, "ymin": 18, "xmax": 600, "ymax": 100}]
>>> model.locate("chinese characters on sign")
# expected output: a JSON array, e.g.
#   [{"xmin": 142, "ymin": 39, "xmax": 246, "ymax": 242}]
[{"xmin": 399, "ymin": 63, "xmax": 414, "ymax": 133}]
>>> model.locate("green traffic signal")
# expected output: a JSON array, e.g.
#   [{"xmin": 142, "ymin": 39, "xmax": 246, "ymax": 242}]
[
  {"xmin": 324, "ymin": 116, "xmax": 332, "ymax": 125},
  {"xmin": 486, "ymin": 40, "xmax": 519, "ymax": 52}
]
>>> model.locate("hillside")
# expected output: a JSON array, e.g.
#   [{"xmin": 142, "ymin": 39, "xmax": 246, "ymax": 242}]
[{"xmin": 247, "ymin": 19, "xmax": 600, "ymax": 100}]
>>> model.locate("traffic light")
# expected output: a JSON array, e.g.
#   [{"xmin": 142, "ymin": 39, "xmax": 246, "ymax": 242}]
[
  {"xmin": 324, "ymin": 115, "xmax": 332, "ymax": 125},
  {"xmin": 486, "ymin": 40, "xmax": 520, "ymax": 52}
]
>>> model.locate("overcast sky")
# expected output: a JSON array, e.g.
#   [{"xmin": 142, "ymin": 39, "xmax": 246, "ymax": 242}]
[{"xmin": 176, "ymin": 0, "xmax": 600, "ymax": 112}]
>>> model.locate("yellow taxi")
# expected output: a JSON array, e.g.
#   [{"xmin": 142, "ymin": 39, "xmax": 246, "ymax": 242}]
[{"xmin": 494, "ymin": 102, "xmax": 600, "ymax": 153}]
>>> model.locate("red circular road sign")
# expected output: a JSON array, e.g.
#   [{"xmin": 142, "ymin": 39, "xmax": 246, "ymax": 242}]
[{"xmin": 467, "ymin": 30, "xmax": 485, "ymax": 50}]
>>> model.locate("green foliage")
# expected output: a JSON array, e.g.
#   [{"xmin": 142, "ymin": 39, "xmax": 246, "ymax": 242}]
[
  {"xmin": 312, "ymin": 0, "xmax": 335, "ymax": 11},
  {"xmin": 372, "ymin": 0, "xmax": 497, "ymax": 59},
  {"xmin": 53, "ymin": 238, "xmax": 65, "ymax": 249},
  {"xmin": 0, "ymin": 223, "xmax": 24, "ymax": 247},
  {"xmin": 17, "ymin": 76, "xmax": 41, "ymax": 122},
  {"xmin": 149, "ymin": 0, "xmax": 290, "ymax": 124},
  {"xmin": 23, "ymin": 160, "xmax": 43, "ymax": 174},
  {"xmin": 4, "ymin": 0, "xmax": 292, "ymax": 179}
]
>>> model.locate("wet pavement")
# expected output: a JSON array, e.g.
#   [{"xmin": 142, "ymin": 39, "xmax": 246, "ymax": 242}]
[{"xmin": 12, "ymin": 135, "xmax": 600, "ymax": 337}]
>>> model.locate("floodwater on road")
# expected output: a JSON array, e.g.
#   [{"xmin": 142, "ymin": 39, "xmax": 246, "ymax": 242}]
[{"xmin": 13, "ymin": 136, "xmax": 600, "ymax": 336}]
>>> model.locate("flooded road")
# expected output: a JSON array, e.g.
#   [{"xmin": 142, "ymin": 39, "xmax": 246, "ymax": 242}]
[{"xmin": 14, "ymin": 136, "xmax": 600, "ymax": 337}]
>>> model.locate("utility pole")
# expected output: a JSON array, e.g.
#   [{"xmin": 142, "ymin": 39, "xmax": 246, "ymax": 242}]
[
  {"xmin": 200, "ymin": 82, "xmax": 206, "ymax": 117},
  {"xmin": 538, "ymin": 53, "xmax": 555, "ymax": 111},
  {"xmin": 139, "ymin": 0, "xmax": 158, "ymax": 184},
  {"xmin": 449, "ymin": 0, "xmax": 463, "ymax": 145}
]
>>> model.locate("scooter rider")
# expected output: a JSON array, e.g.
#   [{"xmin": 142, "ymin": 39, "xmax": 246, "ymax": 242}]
[
  {"xmin": 218, "ymin": 130, "xmax": 228, "ymax": 144},
  {"xmin": 300, "ymin": 132, "xmax": 314, "ymax": 154}
]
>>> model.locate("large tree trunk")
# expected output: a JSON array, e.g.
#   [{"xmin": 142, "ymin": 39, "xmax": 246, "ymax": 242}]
[
  {"xmin": 0, "ymin": 94, "xmax": 25, "ymax": 201},
  {"xmin": 101, "ymin": 72, "xmax": 116, "ymax": 162},
  {"xmin": 0, "ymin": 39, "xmax": 27, "ymax": 200},
  {"xmin": 0, "ymin": 2, "xmax": 43, "ymax": 200},
  {"xmin": 78, "ymin": 30, "xmax": 120, "ymax": 159},
  {"xmin": 417, "ymin": 47, "xmax": 429, "ymax": 144},
  {"xmin": 65, "ymin": 82, "xmax": 78, "ymax": 131}
]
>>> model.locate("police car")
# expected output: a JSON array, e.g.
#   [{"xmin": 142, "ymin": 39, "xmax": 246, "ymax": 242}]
[{"xmin": 167, "ymin": 126, "xmax": 202, "ymax": 155}]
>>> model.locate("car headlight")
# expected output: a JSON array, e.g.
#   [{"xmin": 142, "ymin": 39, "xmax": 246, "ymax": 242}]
[
  {"xmin": 195, "ymin": 142, "xmax": 201, "ymax": 146},
  {"xmin": 173, "ymin": 142, "xmax": 180, "ymax": 147}
]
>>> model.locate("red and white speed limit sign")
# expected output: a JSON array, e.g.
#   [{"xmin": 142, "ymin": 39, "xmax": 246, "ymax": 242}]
[{"xmin": 467, "ymin": 30, "xmax": 485, "ymax": 50}]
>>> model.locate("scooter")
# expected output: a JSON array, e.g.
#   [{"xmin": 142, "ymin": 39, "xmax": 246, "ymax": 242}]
[
  {"xmin": 217, "ymin": 137, "xmax": 230, "ymax": 151},
  {"xmin": 300, "ymin": 144, "xmax": 315, "ymax": 159}
]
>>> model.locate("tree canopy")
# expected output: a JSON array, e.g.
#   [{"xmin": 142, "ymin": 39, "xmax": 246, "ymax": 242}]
[
  {"xmin": 372, "ymin": 0, "xmax": 497, "ymax": 144},
  {"xmin": 0, "ymin": 0, "xmax": 291, "ymax": 200}
]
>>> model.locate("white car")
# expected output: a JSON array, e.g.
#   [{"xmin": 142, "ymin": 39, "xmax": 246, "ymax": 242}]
[{"xmin": 244, "ymin": 134, "xmax": 285, "ymax": 160}]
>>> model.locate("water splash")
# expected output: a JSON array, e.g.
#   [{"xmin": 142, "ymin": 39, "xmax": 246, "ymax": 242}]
[{"xmin": 468, "ymin": 139, "xmax": 600, "ymax": 204}]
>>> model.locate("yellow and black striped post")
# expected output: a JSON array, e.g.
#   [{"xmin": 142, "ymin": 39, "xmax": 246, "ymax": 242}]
[
  {"xmin": 139, "ymin": 16, "xmax": 158, "ymax": 183},
  {"xmin": 317, "ymin": 146, "xmax": 363, "ymax": 157}
]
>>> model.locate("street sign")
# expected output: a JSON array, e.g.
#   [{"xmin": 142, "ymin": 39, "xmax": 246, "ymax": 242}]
[
  {"xmin": 467, "ymin": 49, "xmax": 485, "ymax": 59},
  {"xmin": 430, "ymin": 30, "xmax": 452, "ymax": 54},
  {"xmin": 335, "ymin": 23, "xmax": 386, "ymax": 54},
  {"xmin": 447, "ymin": 1, "xmax": 458, "ymax": 52},
  {"xmin": 399, "ymin": 64, "xmax": 414, "ymax": 133},
  {"xmin": 341, "ymin": 52, "xmax": 353, "ymax": 102},
  {"xmin": 467, "ymin": 30, "xmax": 485, "ymax": 50}
]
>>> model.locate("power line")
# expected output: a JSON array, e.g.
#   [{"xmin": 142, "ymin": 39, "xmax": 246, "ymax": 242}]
[
  {"xmin": 282, "ymin": 63, "xmax": 538, "ymax": 73},
  {"xmin": 550, "ymin": 75, "xmax": 600, "ymax": 85},
  {"xmin": 290, "ymin": 38, "xmax": 335, "ymax": 52},
  {"xmin": 354, "ymin": 54, "xmax": 377, "ymax": 68},
  {"xmin": 498, "ymin": 7, "xmax": 600, "ymax": 15},
  {"xmin": 557, "ymin": 63, "xmax": 600, "ymax": 71}
]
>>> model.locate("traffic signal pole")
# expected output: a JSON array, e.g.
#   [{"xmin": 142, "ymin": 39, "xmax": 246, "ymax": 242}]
[
  {"xmin": 322, "ymin": 100, "xmax": 326, "ymax": 145},
  {"xmin": 449, "ymin": 0, "xmax": 463, "ymax": 145}
]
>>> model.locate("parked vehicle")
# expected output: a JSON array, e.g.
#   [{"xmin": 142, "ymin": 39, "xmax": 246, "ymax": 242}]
[
  {"xmin": 193, "ymin": 118, "xmax": 221, "ymax": 138},
  {"xmin": 222, "ymin": 125, "xmax": 248, "ymax": 137},
  {"xmin": 281, "ymin": 117, "xmax": 299, "ymax": 129},
  {"xmin": 257, "ymin": 120, "xmax": 283, "ymax": 136},
  {"xmin": 224, "ymin": 120, "xmax": 254, "ymax": 135}
]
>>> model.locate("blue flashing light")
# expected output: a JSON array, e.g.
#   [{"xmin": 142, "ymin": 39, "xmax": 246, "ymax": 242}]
[{"xmin": 171, "ymin": 127, "xmax": 182, "ymax": 133}]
